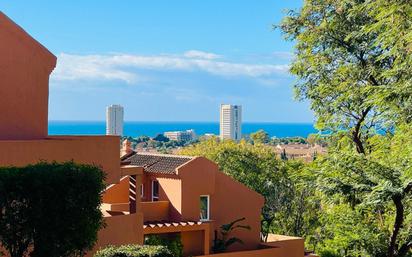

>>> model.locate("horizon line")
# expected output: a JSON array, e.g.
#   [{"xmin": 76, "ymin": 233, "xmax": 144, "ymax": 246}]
[{"xmin": 49, "ymin": 120, "xmax": 315, "ymax": 124}]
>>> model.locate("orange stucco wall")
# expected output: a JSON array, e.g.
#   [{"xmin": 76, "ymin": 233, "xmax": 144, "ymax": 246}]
[
  {"xmin": 0, "ymin": 136, "xmax": 121, "ymax": 184},
  {"xmin": 181, "ymin": 230, "xmax": 205, "ymax": 256},
  {"xmin": 103, "ymin": 176, "xmax": 129, "ymax": 203},
  {"xmin": 211, "ymin": 171, "xmax": 264, "ymax": 251},
  {"xmin": 178, "ymin": 157, "xmax": 216, "ymax": 220},
  {"xmin": 177, "ymin": 157, "xmax": 264, "ymax": 252},
  {"xmin": 262, "ymin": 235, "xmax": 305, "ymax": 257},
  {"xmin": 87, "ymin": 213, "xmax": 144, "ymax": 257},
  {"xmin": 197, "ymin": 236, "xmax": 304, "ymax": 257},
  {"xmin": 197, "ymin": 247, "xmax": 281, "ymax": 257},
  {"xmin": 141, "ymin": 201, "xmax": 170, "ymax": 222},
  {"xmin": 158, "ymin": 177, "xmax": 182, "ymax": 220},
  {"xmin": 0, "ymin": 12, "xmax": 56, "ymax": 140}
]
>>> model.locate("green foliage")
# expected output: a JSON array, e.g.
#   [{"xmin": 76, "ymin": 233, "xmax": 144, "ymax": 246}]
[
  {"xmin": 318, "ymin": 249, "xmax": 340, "ymax": 257},
  {"xmin": 279, "ymin": 1, "xmax": 412, "ymax": 256},
  {"xmin": 0, "ymin": 161, "xmax": 106, "ymax": 257},
  {"xmin": 270, "ymin": 136, "xmax": 307, "ymax": 145},
  {"xmin": 250, "ymin": 130, "xmax": 270, "ymax": 144},
  {"xmin": 94, "ymin": 244, "xmax": 172, "ymax": 257},
  {"xmin": 212, "ymin": 218, "xmax": 251, "ymax": 253},
  {"xmin": 306, "ymin": 134, "xmax": 327, "ymax": 147},
  {"xmin": 144, "ymin": 234, "xmax": 183, "ymax": 257},
  {"xmin": 153, "ymin": 134, "xmax": 169, "ymax": 142},
  {"xmin": 122, "ymin": 135, "xmax": 194, "ymax": 153}
]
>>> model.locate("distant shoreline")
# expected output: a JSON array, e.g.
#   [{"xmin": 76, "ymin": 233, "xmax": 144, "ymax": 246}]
[
  {"xmin": 49, "ymin": 120, "xmax": 314, "ymax": 124},
  {"xmin": 49, "ymin": 121, "xmax": 317, "ymax": 138}
]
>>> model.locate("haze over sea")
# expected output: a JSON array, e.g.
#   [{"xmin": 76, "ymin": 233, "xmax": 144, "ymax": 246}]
[{"xmin": 48, "ymin": 121, "xmax": 317, "ymax": 138}]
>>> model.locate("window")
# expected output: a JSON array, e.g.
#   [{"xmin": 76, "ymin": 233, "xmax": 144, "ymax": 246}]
[
  {"xmin": 140, "ymin": 184, "xmax": 144, "ymax": 198},
  {"xmin": 200, "ymin": 195, "xmax": 210, "ymax": 221},
  {"xmin": 152, "ymin": 180, "xmax": 159, "ymax": 201}
]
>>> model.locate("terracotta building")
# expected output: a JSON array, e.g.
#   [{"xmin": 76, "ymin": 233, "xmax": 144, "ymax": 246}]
[{"xmin": 0, "ymin": 11, "xmax": 311, "ymax": 257}]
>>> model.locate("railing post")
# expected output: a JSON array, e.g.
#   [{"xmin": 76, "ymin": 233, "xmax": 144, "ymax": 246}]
[{"xmin": 129, "ymin": 175, "xmax": 137, "ymax": 213}]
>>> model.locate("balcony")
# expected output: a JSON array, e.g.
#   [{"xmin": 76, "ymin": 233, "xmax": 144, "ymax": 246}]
[{"xmin": 141, "ymin": 201, "xmax": 170, "ymax": 222}]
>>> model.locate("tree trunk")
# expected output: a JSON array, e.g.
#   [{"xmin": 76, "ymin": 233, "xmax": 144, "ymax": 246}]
[
  {"xmin": 388, "ymin": 195, "xmax": 404, "ymax": 257},
  {"xmin": 352, "ymin": 107, "xmax": 371, "ymax": 154}
]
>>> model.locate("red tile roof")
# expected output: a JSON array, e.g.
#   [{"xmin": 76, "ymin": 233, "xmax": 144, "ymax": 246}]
[{"xmin": 121, "ymin": 152, "xmax": 194, "ymax": 175}]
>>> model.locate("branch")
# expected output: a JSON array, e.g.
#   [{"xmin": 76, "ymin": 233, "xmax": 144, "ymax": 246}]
[
  {"xmin": 403, "ymin": 182, "xmax": 412, "ymax": 195},
  {"xmin": 397, "ymin": 241, "xmax": 412, "ymax": 257},
  {"xmin": 352, "ymin": 107, "xmax": 372, "ymax": 154},
  {"xmin": 388, "ymin": 194, "xmax": 404, "ymax": 257}
]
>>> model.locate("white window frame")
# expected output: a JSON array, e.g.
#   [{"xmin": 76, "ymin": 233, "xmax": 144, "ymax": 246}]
[
  {"xmin": 200, "ymin": 195, "xmax": 210, "ymax": 221},
  {"xmin": 152, "ymin": 180, "xmax": 159, "ymax": 201}
]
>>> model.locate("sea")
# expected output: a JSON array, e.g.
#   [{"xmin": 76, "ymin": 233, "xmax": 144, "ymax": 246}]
[{"xmin": 49, "ymin": 121, "xmax": 317, "ymax": 138}]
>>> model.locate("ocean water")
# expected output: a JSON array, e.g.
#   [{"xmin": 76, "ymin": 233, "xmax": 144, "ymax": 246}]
[{"xmin": 48, "ymin": 121, "xmax": 317, "ymax": 138}]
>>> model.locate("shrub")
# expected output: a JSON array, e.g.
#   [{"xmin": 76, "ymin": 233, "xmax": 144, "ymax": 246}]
[
  {"xmin": 319, "ymin": 249, "xmax": 340, "ymax": 257},
  {"xmin": 0, "ymin": 161, "xmax": 106, "ymax": 257},
  {"xmin": 94, "ymin": 244, "xmax": 173, "ymax": 257},
  {"xmin": 145, "ymin": 234, "xmax": 183, "ymax": 257}
]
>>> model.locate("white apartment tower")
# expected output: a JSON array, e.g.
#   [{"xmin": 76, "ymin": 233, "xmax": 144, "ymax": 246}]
[
  {"xmin": 106, "ymin": 104, "xmax": 124, "ymax": 136},
  {"xmin": 220, "ymin": 104, "xmax": 242, "ymax": 141}
]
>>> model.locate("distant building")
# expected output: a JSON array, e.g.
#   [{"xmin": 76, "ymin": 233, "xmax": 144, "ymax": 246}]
[
  {"xmin": 106, "ymin": 104, "xmax": 124, "ymax": 136},
  {"xmin": 220, "ymin": 104, "xmax": 242, "ymax": 141},
  {"xmin": 273, "ymin": 143, "xmax": 327, "ymax": 162},
  {"xmin": 164, "ymin": 129, "xmax": 196, "ymax": 142}
]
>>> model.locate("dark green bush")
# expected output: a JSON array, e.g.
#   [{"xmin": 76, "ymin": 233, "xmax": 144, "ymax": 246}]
[
  {"xmin": 0, "ymin": 161, "xmax": 106, "ymax": 257},
  {"xmin": 145, "ymin": 234, "xmax": 183, "ymax": 257},
  {"xmin": 94, "ymin": 245, "xmax": 173, "ymax": 257}
]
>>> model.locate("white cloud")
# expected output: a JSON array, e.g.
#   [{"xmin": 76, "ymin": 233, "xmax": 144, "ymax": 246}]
[
  {"xmin": 51, "ymin": 51, "xmax": 290, "ymax": 84},
  {"xmin": 183, "ymin": 50, "xmax": 221, "ymax": 60}
]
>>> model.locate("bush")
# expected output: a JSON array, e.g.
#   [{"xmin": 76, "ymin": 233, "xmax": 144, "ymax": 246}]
[
  {"xmin": 319, "ymin": 249, "xmax": 340, "ymax": 257},
  {"xmin": 94, "ymin": 245, "xmax": 173, "ymax": 257},
  {"xmin": 145, "ymin": 234, "xmax": 183, "ymax": 257},
  {"xmin": 0, "ymin": 161, "xmax": 106, "ymax": 257}
]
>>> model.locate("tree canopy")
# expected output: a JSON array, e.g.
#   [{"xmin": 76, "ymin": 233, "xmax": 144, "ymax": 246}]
[
  {"xmin": 280, "ymin": 1, "xmax": 412, "ymax": 256},
  {"xmin": 0, "ymin": 162, "xmax": 106, "ymax": 257}
]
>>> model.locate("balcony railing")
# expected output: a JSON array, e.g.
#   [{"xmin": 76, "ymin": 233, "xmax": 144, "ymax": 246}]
[{"xmin": 141, "ymin": 201, "xmax": 170, "ymax": 222}]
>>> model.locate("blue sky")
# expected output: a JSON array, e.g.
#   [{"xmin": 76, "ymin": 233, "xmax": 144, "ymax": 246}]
[{"xmin": 0, "ymin": 0, "xmax": 312, "ymax": 122}]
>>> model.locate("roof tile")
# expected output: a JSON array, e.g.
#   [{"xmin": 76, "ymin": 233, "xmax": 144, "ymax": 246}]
[{"xmin": 122, "ymin": 152, "xmax": 194, "ymax": 175}]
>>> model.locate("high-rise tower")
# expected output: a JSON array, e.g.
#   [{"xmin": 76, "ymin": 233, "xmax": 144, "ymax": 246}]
[
  {"xmin": 219, "ymin": 104, "xmax": 242, "ymax": 141},
  {"xmin": 106, "ymin": 104, "xmax": 124, "ymax": 136}
]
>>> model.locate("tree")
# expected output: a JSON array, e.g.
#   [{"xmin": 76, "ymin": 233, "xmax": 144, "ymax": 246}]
[
  {"xmin": 0, "ymin": 162, "xmax": 106, "ymax": 257},
  {"xmin": 280, "ymin": 1, "xmax": 412, "ymax": 256},
  {"xmin": 362, "ymin": 0, "xmax": 412, "ymax": 123},
  {"xmin": 279, "ymin": 0, "xmax": 401, "ymax": 154},
  {"xmin": 153, "ymin": 134, "xmax": 169, "ymax": 142},
  {"xmin": 250, "ymin": 130, "xmax": 270, "ymax": 144}
]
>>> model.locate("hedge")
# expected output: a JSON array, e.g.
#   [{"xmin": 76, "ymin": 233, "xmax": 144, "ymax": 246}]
[
  {"xmin": 94, "ymin": 245, "xmax": 173, "ymax": 257},
  {"xmin": 0, "ymin": 161, "xmax": 106, "ymax": 257}
]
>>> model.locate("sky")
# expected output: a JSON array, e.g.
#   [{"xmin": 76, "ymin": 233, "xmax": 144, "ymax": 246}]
[{"xmin": 0, "ymin": 0, "xmax": 313, "ymax": 123}]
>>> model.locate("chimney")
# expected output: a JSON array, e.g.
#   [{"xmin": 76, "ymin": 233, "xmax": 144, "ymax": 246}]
[{"xmin": 121, "ymin": 139, "xmax": 133, "ymax": 156}]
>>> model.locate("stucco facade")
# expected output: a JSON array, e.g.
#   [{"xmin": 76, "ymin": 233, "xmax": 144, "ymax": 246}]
[{"xmin": 0, "ymin": 11, "xmax": 308, "ymax": 257}]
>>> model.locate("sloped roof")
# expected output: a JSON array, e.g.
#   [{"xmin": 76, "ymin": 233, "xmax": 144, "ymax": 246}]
[
  {"xmin": 121, "ymin": 152, "xmax": 194, "ymax": 175},
  {"xmin": 0, "ymin": 11, "xmax": 56, "ymax": 69}
]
